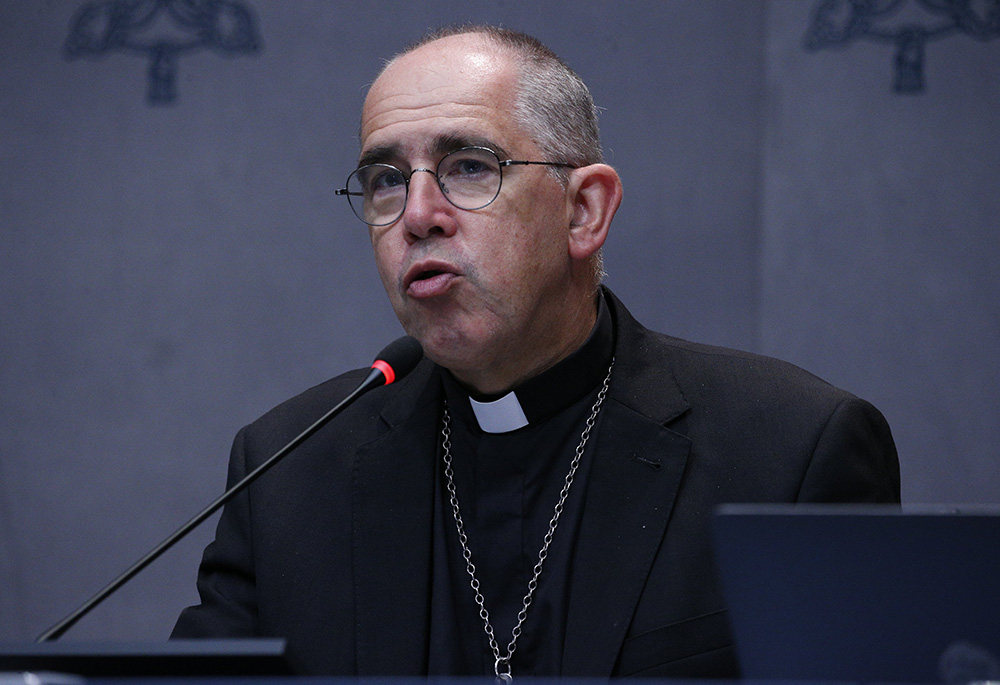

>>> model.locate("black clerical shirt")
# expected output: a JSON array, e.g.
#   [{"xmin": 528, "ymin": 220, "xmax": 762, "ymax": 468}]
[{"xmin": 427, "ymin": 294, "xmax": 615, "ymax": 677}]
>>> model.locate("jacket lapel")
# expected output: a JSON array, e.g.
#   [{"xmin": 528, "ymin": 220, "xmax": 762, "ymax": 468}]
[
  {"xmin": 350, "ymin": 290, "xmax": 692, "ymax": 676},
  {"xmin": 562, "ymin": 292, "xmax": 693, "ymax": 676},
  {"xmin": 352, "ymin": 361, "xmax": 441, "ymax": 675}
]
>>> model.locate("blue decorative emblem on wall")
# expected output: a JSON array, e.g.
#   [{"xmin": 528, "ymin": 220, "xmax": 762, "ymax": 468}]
[
  {"xmin": 804, "ymin": 0, "xmax": 1000, "ymax": 93},
  {"xmin": 65, "ymin": 0, "xmax": 262, "ymax": 105}
]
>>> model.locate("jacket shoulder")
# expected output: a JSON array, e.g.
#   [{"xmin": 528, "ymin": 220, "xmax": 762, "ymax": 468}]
[
  {"xmin": 237, "ymin": 358, "xmax": 436, "ymax": 462},
  {"xmin": 603, "ymin": 287, "xmax": 851, "ymax": 408},
  {"xmin": 653, "ymin": 332, "xmax": 850, "ymax": 400}
]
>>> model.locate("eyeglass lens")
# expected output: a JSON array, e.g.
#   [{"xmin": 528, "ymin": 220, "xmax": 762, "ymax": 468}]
[{"xmin": 344, "ymin": 147, "xmax": 503, "ymax": 226}]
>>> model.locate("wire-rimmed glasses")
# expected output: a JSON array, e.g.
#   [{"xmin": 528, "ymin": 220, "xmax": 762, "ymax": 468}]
[{"xmin": 336, "ymin": 146, "xmax": 576, "ymax": 226}]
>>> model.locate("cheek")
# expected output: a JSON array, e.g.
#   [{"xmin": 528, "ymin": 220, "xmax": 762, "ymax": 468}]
[
  {"xmin": 370, "ymin": 230, "xmax": 402, "ymax": 294},
  {"xmin": 480, "ymin": 228, "xmax": 563, "ymax": 303},
  {"xmin": 489, "ymin": 193, "xmax": 566, "ymax": 270}
]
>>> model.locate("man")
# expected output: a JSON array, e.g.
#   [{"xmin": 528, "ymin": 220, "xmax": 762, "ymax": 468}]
[{"xmin": 173, "ymin": 25, "xmax": 899, "ymax": 679}]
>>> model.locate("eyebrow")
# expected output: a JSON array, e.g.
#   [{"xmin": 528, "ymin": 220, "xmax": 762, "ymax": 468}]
[
  {"xmin": 357, "ymin": 134, "xmax": 513, "ymax": 169},
  {"xmin": 431, "ymin": 133, "xmax": 512, "ymax": 160},
  {"xmin": 357, "ymin": 144, "xmax": 401, "ymax": 168}
]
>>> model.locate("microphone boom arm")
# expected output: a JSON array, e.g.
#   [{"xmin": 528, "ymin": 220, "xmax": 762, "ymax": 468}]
[{"xmin": 36, "ymin": 359, "xmax": 403, "ymax": 642}]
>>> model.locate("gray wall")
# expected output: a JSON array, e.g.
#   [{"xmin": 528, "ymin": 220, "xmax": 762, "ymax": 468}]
[{"xmin": 1, "ymin": 1, "xmax": 997, "ymax": 642}]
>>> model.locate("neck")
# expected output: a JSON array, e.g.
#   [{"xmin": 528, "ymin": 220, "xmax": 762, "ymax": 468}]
[{"xmin": 451, "ymin": 292, "xmax": 599, "ymax": 397}]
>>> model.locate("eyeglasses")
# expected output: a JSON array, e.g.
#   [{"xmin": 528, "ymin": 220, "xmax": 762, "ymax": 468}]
[{"xmin": 335, "ymin": 146, "xmax": 576, "ymax": 227}]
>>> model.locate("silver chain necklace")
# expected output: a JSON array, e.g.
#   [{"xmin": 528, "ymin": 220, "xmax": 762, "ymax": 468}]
[{"xmin": 440, "ymin": 359, "xmax": 614, "ymax": 683}]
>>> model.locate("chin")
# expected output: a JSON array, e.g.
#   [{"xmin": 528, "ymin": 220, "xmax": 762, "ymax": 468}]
[{"xmin": 411, "ymin": 326, "xmax": 492, "ymax": 372}]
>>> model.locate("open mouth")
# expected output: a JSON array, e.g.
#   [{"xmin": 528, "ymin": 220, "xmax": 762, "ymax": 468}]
[
  {"xmin": 405, "ymin": 264, "xmax": 458, "ymax": 298},
  {"xmin": 413, "ymin": 268, "xmax": 446, "ymax": 282}
]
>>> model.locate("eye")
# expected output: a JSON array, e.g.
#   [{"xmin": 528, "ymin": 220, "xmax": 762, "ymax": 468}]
[
  {"xmin": 370, "ymin": 167, "xmax": 405, "ymax": 191},
  {"xmin": 439, "ymin": 149, "xmax": 500, "ymax": 182},
  {"xmin": 454, "ymin": 158, "xmax": 488, "ymax": 175}
]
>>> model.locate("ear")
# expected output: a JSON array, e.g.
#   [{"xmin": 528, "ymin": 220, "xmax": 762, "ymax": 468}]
[{"xmin": 566, "ymin": 164, "xmax": 623, "ymax": 261}]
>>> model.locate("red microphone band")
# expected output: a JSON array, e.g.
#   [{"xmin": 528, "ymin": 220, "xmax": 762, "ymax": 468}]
[{"xmin": 371, "ymin": 359, "xmax": 395, "ymax": 385}]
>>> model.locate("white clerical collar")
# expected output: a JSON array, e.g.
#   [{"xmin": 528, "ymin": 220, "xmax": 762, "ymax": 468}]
[
  {"xmin": 442, "ymin": 290, "xmax": 614, "ymax": 434},
  {"xmin": 469, "ymin": 391, "xmax": 529, "ymax": 434}
]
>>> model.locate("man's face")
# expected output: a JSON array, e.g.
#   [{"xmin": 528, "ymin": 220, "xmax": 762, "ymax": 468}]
[{"xmin": 359, "ymin": 35, "xmax": 578, "ymax": 392}]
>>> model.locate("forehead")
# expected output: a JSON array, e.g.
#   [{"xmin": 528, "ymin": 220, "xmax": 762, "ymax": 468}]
[{"xmin": 360, "ymin": 34, "xmax": 528, "ymax": 160}]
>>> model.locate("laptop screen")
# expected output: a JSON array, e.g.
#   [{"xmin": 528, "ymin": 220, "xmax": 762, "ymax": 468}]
[{"xmin": 713, "ymin": 504, "xmax": 1000, "ymax": 684}]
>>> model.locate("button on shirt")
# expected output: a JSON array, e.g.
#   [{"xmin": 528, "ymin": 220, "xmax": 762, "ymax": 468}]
[{"xmin": 427, "ymin": 294, "xmax": 615, "ymax": 676}]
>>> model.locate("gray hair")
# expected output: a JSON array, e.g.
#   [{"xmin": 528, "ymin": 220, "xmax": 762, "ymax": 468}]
[
  {"xmin": 377, "ymin": 25, "xmax": 607, "ymax": 287},
  {"xmin": 384, "ymin": 25, "xmax": 604, "ymax": 170}
]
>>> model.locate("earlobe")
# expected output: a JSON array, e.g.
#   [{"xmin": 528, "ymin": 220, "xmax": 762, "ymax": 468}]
[{"xmin": 567, "ymin": 164, "xmax": 623, "ymax": 261}]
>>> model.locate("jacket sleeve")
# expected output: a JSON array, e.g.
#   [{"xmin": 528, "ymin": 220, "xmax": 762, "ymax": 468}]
[
  {"xmin": 795, "ymin": 397, "xmax": 901, "ymax": 503},
  {"xmin": 171, "ymin": 425, "xmax": 259, "ymax": 637}
]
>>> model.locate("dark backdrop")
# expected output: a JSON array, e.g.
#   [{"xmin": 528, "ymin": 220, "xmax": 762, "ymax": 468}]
[{"xmin": 2, "ymin": 1, "xmax": 997, "ymax": 642}]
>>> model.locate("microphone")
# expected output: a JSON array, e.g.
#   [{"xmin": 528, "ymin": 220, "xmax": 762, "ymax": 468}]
[
  {"xmin": 356, "ymin": 334, "xmax": 423, "ymax": 392},
  {"xmin": 36, "ymin": 336, "xmax": 423, "ymax": 642}
]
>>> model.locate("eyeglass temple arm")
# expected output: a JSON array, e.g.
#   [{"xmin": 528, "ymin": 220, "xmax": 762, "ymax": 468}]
[{"xmin": 499, "ymin": 160, "xmax": 576, "ymax": 169}]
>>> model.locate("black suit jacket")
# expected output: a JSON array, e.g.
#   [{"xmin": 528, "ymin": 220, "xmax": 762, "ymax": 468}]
[{"xmin": 173, "ymin": 290, "xmax": 900, "ymax": 677}]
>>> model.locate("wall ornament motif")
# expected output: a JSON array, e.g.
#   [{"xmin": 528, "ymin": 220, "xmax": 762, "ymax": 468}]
[
  {"xmin": 804, "ymin": 0, "xmax": 1000, "ymax": 93},
  {"xmin": 64, "ymin": 0, "xmax": 262, "ymax": 106}
]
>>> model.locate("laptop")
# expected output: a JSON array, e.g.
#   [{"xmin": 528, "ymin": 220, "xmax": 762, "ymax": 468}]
[
  {"xmin": 0, "ymin": 639, "xmax": 294, "ymax": 678},
  {"xmin": 713, "ymin": 504, "xmax": 1000, "ymax": 684}
]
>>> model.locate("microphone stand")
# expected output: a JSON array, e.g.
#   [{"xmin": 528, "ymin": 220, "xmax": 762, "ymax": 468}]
[{"xmin": 37, "ymin": 363, "xmax": 398, "ymax": 642}]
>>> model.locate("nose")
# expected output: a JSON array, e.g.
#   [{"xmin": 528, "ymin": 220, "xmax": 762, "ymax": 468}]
[{"xmin": 401, "ymin": 169, "xmax": 457, "ymax": 242}]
